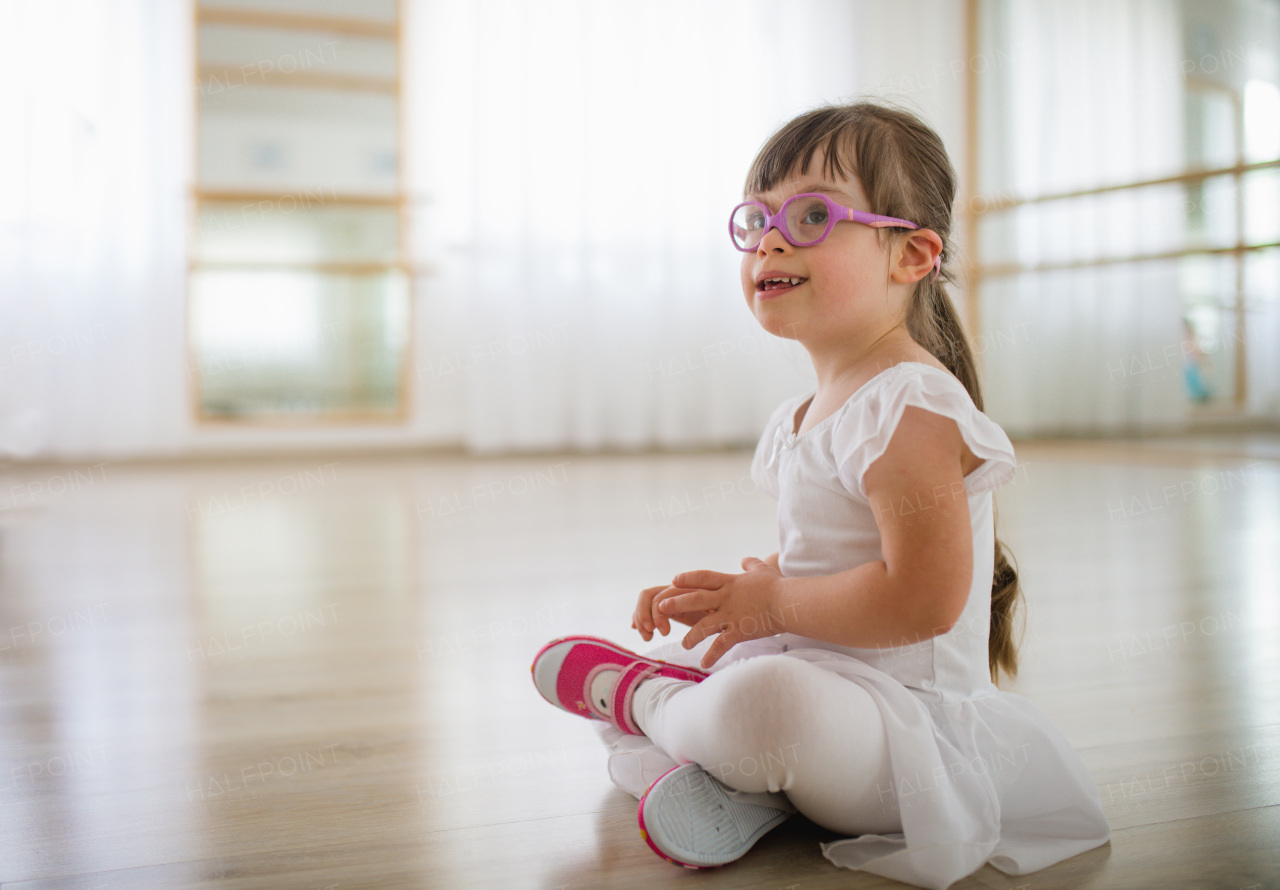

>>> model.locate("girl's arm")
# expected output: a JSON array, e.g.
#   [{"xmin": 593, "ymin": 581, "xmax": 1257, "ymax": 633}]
[{"xmin": 657, "ymin": 407, "xmax": 974, "ymax": 667}]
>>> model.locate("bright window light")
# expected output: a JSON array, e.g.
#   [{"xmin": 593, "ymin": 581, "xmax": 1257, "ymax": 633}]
[
  {"xmin": 1244, "ymin": 79, "xmax": 1280, "ymax": 163},
  {"xmin": 192, "ymin": 271, "xmax": 321, "ymax": 360}
]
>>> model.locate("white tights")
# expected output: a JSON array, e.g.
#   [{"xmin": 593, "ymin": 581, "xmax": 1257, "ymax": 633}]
[{"xmin": 627, "ymin": 653, "xmax": 901, "ymax": 837}]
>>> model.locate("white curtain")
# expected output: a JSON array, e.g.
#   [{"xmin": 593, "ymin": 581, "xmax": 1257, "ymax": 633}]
[
  {"xmin": 13, "ymin": 0, "xmax": 1273, "ymax": 457},
  {"xmin": 0, "ymin": 0, "xmax": 191, "ymax": 459},
  {"xmin": 976, "ymin": 0, "xmax": 1189, "ymax": 437},
  {"xmin": 1, "ymin": 0, "xmax": 974, "ymax": 459},
  {"xmin": 404, "ymin": 0, "xmax": 864, "ymax": 452}
]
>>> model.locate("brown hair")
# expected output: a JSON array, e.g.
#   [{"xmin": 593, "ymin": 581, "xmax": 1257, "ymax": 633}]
[{"xmin": 746, "ymin": 101, "xmax": 1023, "ymax": 683}]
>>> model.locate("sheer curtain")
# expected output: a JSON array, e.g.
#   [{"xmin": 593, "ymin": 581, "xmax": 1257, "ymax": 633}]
[
  {"xmin": 404, "ymin": 0, "xmax": 863, "ymax": 452},
  {"xmin": 0, "ymin": 0, "xmax": 191, "ymax": 459},
  {"xmin": 976, "ymin": 0, "xmax": 1189, "ymax": 437},
  {"xmin": 2, "ymin": 0, "xmax": 971, "ymax": 459}
]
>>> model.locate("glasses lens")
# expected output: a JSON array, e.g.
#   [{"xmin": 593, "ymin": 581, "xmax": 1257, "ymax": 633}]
[
  {"xmin": 785, "ymin": 196, "xmax": 831, "ymax": 245},
  {"xmin": 731, "ymin": 204, "xmax": 767, "ymax": 250}
]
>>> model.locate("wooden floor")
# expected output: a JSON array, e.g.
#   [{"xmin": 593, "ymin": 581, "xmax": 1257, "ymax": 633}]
[{"xmin": 1, "ymin": 436, "xmax": 1277, "ymax": 889}]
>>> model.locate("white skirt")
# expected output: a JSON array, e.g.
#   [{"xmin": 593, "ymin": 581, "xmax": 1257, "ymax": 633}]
[{"xmin": 596, "ymin": 636, "xmax": 1111, "ymax": 890}]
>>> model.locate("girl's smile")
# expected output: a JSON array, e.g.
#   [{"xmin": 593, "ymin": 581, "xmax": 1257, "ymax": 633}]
[{"xmin": 755, "ymin": 270, "xmax": 808, "ymax": 298}]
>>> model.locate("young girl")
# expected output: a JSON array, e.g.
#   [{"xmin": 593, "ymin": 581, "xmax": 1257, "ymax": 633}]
[{"xmin": 532, "ymin": 101, "xmax": 1110, "ymax": 889}]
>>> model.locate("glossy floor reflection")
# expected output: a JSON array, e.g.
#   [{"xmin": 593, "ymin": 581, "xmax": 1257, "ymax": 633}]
[{"xmin": 0, "ymin": 438, "xmax": 1277, "ymax": 888}]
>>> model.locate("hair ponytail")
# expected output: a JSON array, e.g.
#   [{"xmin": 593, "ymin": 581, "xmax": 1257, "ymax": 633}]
[
  {"xmin": 990, "ymin": 535, "xmax": 1021, "ymax": 681},
  {"xmin": 905, "ymin": 274, "xmax": 981, "ymax": 410},
  {"xmin": 745, "ymin": 100, "xmax": 1024, "ymax": 683}
]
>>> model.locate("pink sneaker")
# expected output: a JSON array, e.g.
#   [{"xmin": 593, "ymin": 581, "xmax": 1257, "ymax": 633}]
[{"xmin": 531, "ymin": 635, "xmax": 708, "ymax": 735}]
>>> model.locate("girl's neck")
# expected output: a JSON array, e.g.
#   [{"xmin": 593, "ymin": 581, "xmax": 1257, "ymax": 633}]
[{"xmin": 804, "ymin": 321, "xmax": 923, "ymax": 394}]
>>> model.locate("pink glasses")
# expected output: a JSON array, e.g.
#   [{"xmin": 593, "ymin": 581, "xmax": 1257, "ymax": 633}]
[{"xmin": 729, "ymin": 193, "xmax": 941, "ymax": 277}]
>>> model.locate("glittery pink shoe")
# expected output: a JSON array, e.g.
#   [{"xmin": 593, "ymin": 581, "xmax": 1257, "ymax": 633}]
[{"xmin": 531, "ymin": 635, "xmax": 708, "ymax": 735}]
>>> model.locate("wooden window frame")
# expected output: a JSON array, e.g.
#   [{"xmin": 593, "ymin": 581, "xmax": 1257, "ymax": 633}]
[
  {"xmin": 188, "ymin": 0, "xmax": 413, "ymax": 426},
  {"xmin": 962, "ymin": 0, "xmax": 1279, "ymax": 412}
]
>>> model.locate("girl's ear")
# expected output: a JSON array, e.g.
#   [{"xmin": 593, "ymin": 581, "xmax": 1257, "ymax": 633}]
[{"xmin": 890, "ymin": 229, "xmax": 943, "ymax": 284}]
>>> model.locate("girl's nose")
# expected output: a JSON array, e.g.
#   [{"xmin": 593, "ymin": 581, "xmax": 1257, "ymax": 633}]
[{"xmin": 756, "ymin": 224, "xmax": 792, "ymax": 254}]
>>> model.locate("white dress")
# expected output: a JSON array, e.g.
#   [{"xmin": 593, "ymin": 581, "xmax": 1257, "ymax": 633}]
[{"xmin": 599, "ymin": 361, "xmax": 1111, "ymax": 889}]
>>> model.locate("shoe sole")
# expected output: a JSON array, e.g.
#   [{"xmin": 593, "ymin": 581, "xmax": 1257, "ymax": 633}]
[{"xmin": 637, "ymin": 763, "xmax": 791, "ymax": 869}]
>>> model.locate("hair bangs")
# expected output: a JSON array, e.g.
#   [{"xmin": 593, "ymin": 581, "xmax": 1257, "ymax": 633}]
[{"xmin": 744, "ymin": 109, "xmax": 861, "ymax": 197}]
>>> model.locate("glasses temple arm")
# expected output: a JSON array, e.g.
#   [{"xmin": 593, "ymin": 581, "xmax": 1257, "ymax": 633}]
[{"xmin": 860, "ymin": 214, "xmax": 943, "ymax": 279}]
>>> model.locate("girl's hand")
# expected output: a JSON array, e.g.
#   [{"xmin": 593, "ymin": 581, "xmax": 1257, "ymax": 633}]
[
  {"xmin": 631, "ymin": 584, "xmax": 710, "ymax": 642},
  {"xmin": 651, "ymin": 556, "xmax": 786, "ymax": 669}
]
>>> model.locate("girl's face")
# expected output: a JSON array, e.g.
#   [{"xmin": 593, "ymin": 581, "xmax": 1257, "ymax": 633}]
[{"xmin": 739, "ymin": 167, "xmax": 901, "ymax": 346}]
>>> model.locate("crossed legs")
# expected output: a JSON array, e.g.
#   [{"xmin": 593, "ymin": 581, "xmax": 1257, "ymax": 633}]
[{"xmin": 629, "ymin": 653, "xmax": 902, "ymax": 837}]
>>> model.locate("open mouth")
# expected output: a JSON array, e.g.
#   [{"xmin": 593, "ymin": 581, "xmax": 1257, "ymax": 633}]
[{"xmin": 757, "ymin": 276, "xmax": 806, "ymax": 294}]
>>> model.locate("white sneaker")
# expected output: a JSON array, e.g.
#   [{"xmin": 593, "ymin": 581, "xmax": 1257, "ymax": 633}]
[{"xmin": 637, "ymin": 763, "xmax": 792, "ymax": 868}]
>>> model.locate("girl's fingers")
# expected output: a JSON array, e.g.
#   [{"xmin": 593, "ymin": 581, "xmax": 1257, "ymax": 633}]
[
  {"xmin": 681, "ymin": 612, "xmax": 730, "ymax": 651},
  {"xmin": 632, "ymin": 613, "xmax": 651, "ymax": 642},
  {"xmin": 642, "ymin": 579, "xmax": 726, "ymax": 643},
  {"xmin": 672, "ymin": 570, "xmax": 731, "ymax": 590},
  {"xmin": 681, "ymin": 622, "xmax": 706, "ymax": 650},
  {"xmin": 700, "ymin": 633, "xmax": 733, "ymax": 669},
  {"xmin": 650, "ymin": 586, "xmax": 700, "ymax": 631},
  {"xmin": 631, "ymin": 605, "xmax": 646, "ymax": 638},
  {"xmin": 640, "ymin": 601, "xmax": 656, "ymax": 636},
  {"xmin": 649, "ymin": 587, "xmax": 680, "ymax": 635},
  {"xmin": 635, "ymin": 583, "xmax": 669, "ymax": 639},
  {"xmin": 653, "ymin": 603, "xmax": 670, "ymax": 636},
  {"xmin": 669, "ymin": 609, "xmax": 711, "ymax": 627},
  {"xmin": 658, "ymin": 589, "xmax": 715, "ymax": 616},
  {"xmin": 741, "ymin": 556, "xmax": 766, "ymax": 570}
]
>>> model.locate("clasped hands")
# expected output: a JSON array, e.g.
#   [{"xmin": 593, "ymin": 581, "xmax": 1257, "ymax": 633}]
[{"xmin": 630, "ymin": 556, "xmax": 786, "ymax": 669}]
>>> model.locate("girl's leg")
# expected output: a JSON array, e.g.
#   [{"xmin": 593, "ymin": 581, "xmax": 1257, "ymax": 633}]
[
  {"xmin": 631, "ymin": 654, "xmax": 901, "ymax": 837},
  {"xmin": 594, "ymin": 723, "xmax": 681, "ymax": 799}
]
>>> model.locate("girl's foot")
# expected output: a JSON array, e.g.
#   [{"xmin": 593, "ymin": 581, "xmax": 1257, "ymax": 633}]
[
  {"xmin": 637, "ymin": 763, "xmax": 793, "ymax": 868},
  {"xmin": 531, "ymin": 635, "xmax": 708, "ymax": 735}
]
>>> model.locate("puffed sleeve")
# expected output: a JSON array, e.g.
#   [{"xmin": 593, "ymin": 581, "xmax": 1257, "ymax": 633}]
[
  {"xmin": 749, "ymin": 394, "xmax": 810, "ymax": 500},
  {"xmin": 829, "ymin": 365, "xmax": 1018, "ymax": 500}
]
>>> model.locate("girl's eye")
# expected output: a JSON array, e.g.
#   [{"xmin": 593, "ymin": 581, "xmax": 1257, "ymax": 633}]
[
  {"xmin": 801, "ymin": 207, "xmax": 829, "ymax": 226},
  {"xmin": 745, "ymin": 212, "xmax": 765, "ymax": 230}
]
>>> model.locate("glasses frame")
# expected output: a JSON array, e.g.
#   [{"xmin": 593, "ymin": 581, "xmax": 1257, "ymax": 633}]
[{"xmin": 729, "ymin": 192, "xmax": 941, "ymax": 277}]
